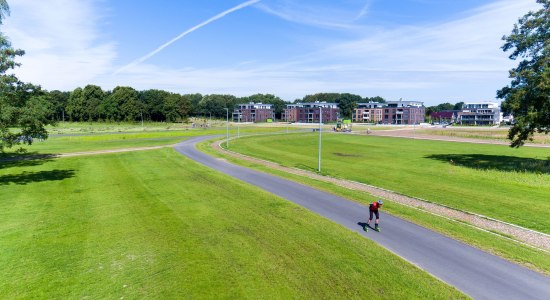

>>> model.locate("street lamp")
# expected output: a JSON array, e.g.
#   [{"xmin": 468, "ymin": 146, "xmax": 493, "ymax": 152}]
[
  {"xmin": 223, "ymin": 108, "xmax": 229, "ymax": 148},
  {"xmin": 318, "ymin": 106, "xmax": 322, "ymax": 172}
]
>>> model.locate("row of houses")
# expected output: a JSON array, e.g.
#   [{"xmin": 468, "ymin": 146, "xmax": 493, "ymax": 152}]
[
  {"xmin": 231, "ymin": 101, "xmax": 503, "ymax": 125},
  {"xmin": 280, "ymin": 100, "xmax": 426, "ymax": 124}
]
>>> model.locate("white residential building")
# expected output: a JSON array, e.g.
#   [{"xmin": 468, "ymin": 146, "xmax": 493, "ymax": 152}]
[{"xmin": 459, "ymin": 102, "xmax": 501, "ymax": 125}]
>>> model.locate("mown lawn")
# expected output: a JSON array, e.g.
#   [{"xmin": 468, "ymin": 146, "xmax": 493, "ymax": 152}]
[
  {"xmin": 225, "ymin": 133, "xmax": 550, "ymax": 233},
  {"xmin": 3, "ymin": 124, "xmax": 289, "ymax": 155},
  {"xmin": 417, "ymin": 127, "xmax": 550, "ymax": 144},
  {"xmin": 0, "ymin": 148, "xmax": 466, "ymax": 299},
  {"xmin": 199, "ymin": 138, "xmax": 550, "ymax": 275}
]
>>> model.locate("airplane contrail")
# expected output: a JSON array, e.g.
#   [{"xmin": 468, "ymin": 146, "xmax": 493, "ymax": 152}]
[{"xmin": 113, "ymin": 0, "xmax": 261, "ymax": 75}]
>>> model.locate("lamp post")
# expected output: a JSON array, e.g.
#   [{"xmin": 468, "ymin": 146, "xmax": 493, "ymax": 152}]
[
  {"xmin": 237, "ymin": 112, "xmax": 240, "ymax": 138},
  {"xmin": 318, "ymin": 106, "xmax": 322, "ymax": 172},
  {"xmin": 224, "ymin": 108, "xmax": 229, "ymax": 148}
]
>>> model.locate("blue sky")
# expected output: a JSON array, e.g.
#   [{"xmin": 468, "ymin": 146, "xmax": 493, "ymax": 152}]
[{"xmin": 2, "ymin": 0, "xmax": 541, "ymax": 105}]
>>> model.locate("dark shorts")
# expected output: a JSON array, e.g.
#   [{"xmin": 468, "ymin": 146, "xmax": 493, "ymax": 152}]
[{"xmin": 369, "ymin": 209, "xmax": 379, "ymax": 220}]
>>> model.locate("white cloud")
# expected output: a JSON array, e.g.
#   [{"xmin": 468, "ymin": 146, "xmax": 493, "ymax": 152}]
[
  {"xmin": 312, "ymin": 0, "xmax": 539, "ymax": 73},
  {"xmin": 3, "ymin": 0, "xmax": 115, "ymax": 90}
]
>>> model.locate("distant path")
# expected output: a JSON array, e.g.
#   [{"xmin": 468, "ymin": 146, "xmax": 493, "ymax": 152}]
[
  {"xmin": 0, "ymin": 145, "xmax": 173, "ymax": 162},
  {"xmin": 174, "ymin": 136, "xmax": 550, "ymax": 300},
  {"xmin": 366, "ymin": 128, "xmax": 550, "ymax": 148}
]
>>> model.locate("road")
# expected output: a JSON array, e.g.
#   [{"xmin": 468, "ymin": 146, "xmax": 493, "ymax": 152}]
[{"xmin": 174, "ymin": 136, "xmax": 550, "ymax": 300}]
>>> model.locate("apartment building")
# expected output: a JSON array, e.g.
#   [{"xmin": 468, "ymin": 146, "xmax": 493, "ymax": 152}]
[
  {"xmin": 458, "ymin": 102, "xmax": 501, "ymax": 125},
  {"xmin": 381, "ymin": 101, "xmax": 425, "ymax": 125},
  {"xmin": 232, "ymin": 102, "xmax": 274, "ymax": 123},
  {"xmin": 354, "ymin": 102, "xmax": 384, "ymax": 123},
  {"xmin": 283, "ymin": 102, "xmax": 339, "ymax": 123}
]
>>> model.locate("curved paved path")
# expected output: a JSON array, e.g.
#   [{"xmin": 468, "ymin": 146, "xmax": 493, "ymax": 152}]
[{"xmin": 174, "ymin": 136, "xmax": 550, "ymax": 300}]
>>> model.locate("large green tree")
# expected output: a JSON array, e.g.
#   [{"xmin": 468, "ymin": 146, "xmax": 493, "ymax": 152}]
[
  {"xmin": 335, "ymin": 93, "xmax": 362, "ymax": 119},
  {"xmin": 139, "ymin": 89, "xmax": 171, "ymax": 121},
  {"xmin": 0, "ymin": 1, "xmax": 53, "ymax": 152},
  {"xmin": 183, "ymin": 93, "xmax": 203, "ymax": 117},
  {"xmin": 110, "ymin": 86, "xmax": 142, "ymax": 121},
  {"xmin": 163, "ymin": 93, "xmax": 191, "ymax": 122},
  {"xmin": 199, "ymin": 94, "xmax": 237, "ymax": 118},
  {"xmin": 498, "ymin": 0, "xmax": 550, "ymax": 147},
  {"xmin": 82, "ymin": 84, "xmax": 105, "ymax": 121},
  {"xmin": 66, "ymin": 87, "xmax": 85, "ymax": 121},
  {"xmin": 48, "ymin": 90, "xmax": 70, "ymax": 122}
]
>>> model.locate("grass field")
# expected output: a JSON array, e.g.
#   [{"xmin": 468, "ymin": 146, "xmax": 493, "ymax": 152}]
[
  {"xmin": 417, "ymin": 127, "xmax": 550, "ymax": 144},
  {"xmin": 198, "ymin": 138, "xmax": 550, "ymax": 275},
  {"xmin": 2, "ymin": 124, "xmax": 292, "ymax": 156},
  {"xmin": 45, "ymin": 119, "xmax": 226, "ymax": 134},
  {"xmin": 0, "ymin": 148, "xmax": 466, "ymax": 298},
  {"xmin": 224, "ymin": 133, "xmax": 550, "ymax": 234}
]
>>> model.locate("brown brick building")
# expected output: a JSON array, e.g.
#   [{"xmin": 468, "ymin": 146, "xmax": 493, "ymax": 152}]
[
  {"xmin": 381, "ymin": 101, "xmax": 425, "ymax": 125},
  {"xmin": 354, "ymin": 102, "xmax": 384, "ymax": 123},
  {"xmin": 232, "ymin": 103, "xmax": 274, "ymax": 123},
  {"xmin": 283, "ymin": 102, "xmax": 340, "ymax": 123}
]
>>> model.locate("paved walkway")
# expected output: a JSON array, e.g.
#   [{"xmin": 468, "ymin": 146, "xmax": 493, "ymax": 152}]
[
  {"xmin": 175, "ymin": 136, "xmax": 550, "ymax": 300},
  {"xmin": 212, "ymin": 138, "xmax": 550, "ymax": 252}
]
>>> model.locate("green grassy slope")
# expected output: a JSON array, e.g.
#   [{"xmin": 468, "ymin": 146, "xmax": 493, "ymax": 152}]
[
  {"xmin": 0, "ymin": 148, "xmax": 466, "ymax": 299},
  {"xmin": 226, "ymin": 133, "xmax": 550, "ymax": 233},
  {"xmin": 200, "ymin": 138, "xmax": 550, "ymax": 275}
]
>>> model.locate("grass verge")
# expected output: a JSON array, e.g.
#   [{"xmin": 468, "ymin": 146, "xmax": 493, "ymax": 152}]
[
  {"xmin": 197, "ymin": 138, "xmax": 550, "ymax": 276},
  {"xmin": 0, "ymin": 148, "xmax": 466, "ymax": 298},
  {"xmin": 220, "ymin": 133, "xmax": 550, "ymax": 234},
  {"xmin": 2, "ymin": 125, "xmax": 295, "ymax": 156}
]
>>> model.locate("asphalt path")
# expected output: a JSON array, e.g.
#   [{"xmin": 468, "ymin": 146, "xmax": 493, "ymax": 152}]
[{"xmin": 174, "ymin": 136, "xmax": 550, "ymax": 300}]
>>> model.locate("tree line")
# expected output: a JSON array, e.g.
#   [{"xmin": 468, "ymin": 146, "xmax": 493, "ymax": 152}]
[
  {"xmin": 424, "ymin": 102, "xmax": 464, "ymax": 117},
  {"xmin": 45, "ymin": 88, "xmax": 388, "ymax": 123}
]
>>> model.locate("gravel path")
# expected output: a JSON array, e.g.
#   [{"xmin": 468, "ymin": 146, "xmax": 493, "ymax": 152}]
[
  {"xmin": 0, "ymin": 145, "xmax": 173, "ymax": 162},
  {"xmin": 212, "ymin": 140, "xmax": 550, "ymax": 252}
]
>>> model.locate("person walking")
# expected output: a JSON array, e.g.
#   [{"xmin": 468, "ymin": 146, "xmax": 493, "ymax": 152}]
[{"xmin": 366, "ymin": 199, "xmax": 383, "ymax": 232}]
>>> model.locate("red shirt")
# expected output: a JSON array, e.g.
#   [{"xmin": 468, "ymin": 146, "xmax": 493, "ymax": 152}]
[{"xmin": 370, "ymin": 202, "xmax": 381, "ymax": 211}]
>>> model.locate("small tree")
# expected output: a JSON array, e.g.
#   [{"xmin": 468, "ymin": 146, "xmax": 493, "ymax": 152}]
[
  {"xmin": 1, "ymin": 1, "xmax": 53, "ymax": 152},
  {"xmin": 498, "ymin": 0, "xmax": 550, "ymax": 147}
]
